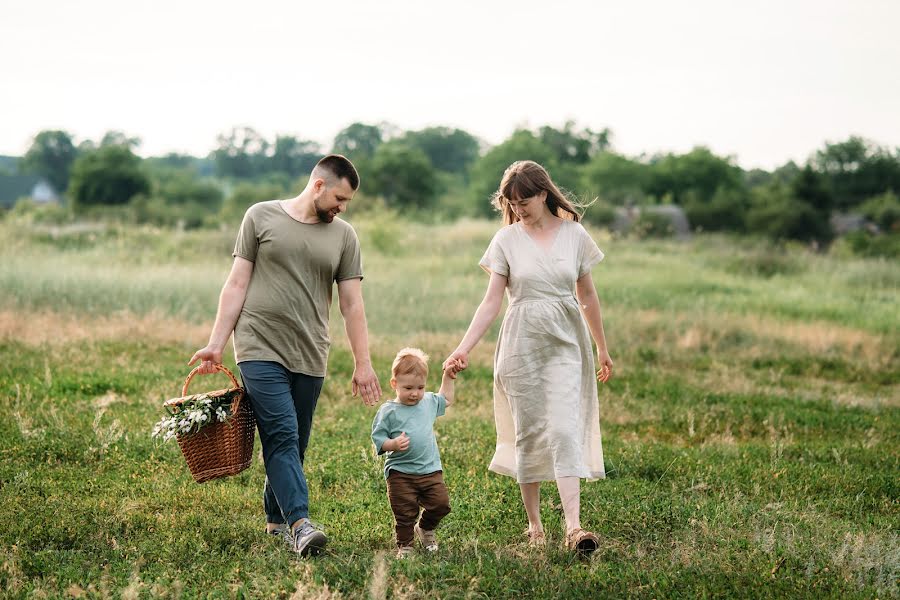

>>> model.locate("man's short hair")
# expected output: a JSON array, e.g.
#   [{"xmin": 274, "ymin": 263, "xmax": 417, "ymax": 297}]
[
  {"xmin": 313, "ymin": 154, "xmax": 360, "ymax": 190},
  {"xmin": 392, "ymin": 347, "xmax": 429, "ymax": 379}
]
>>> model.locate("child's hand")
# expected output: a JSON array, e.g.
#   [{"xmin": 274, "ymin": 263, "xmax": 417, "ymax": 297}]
[
  {"xmin": 388, "ymin": 432, "xmax": 410, "ymax": 452},
  {"xmin": 442, "ymin": 351, "xmax": 468, "ymax": 375},
  {"xmin": 444, "ymin": 359, "xmax": 463, "ymax": 379}
]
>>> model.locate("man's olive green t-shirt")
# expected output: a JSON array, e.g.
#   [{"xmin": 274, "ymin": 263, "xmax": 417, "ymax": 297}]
[{"xmin": 232, "ymin": 200, "xmax": 362, "ymax": 377}]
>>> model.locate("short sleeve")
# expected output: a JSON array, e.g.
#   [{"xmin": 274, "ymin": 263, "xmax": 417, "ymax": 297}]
[
  {"xmin": 577, "ymin": 225, "xmax": 605, "ymax": 278},
  {"xmin": 336, "ymin": 226, "xmax": 363, "ymax": 282},
  {"xmin": 232, "ymin": 205, "xmax": 259, "ymax": 262},
  {"xmin": 479, "ymin": 232, "xmax": 509, "ymax": 276},
  {"xmin": 431, "ymin": 393, "xmax": 447, "ymax": 418},
  {"xmin": 371, "ymin": 406, "xmax": 392, "ymax": 455}
]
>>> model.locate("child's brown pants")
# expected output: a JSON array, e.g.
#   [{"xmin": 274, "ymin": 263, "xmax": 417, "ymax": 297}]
[{"xmin": 386, "ymin": 470, "xmax": 451, "ymax": 547}]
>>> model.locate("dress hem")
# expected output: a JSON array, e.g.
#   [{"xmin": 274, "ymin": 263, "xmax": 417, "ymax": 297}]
[{"xmin": 488, "ymin": 462, "xmax": 606, "ymax": 483}]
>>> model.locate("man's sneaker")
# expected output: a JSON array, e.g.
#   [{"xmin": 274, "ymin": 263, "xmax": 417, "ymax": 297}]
[
  {"xmin": 414, "ymin": 524, "xmax": 438, "ymax": 552},
  {"xmin": 286, "ymin": 520, "xmax": 327, "ymax": 557},
  {"xmin": 396, "ymin": 545, "xmax": 415, "ymax": 559}
]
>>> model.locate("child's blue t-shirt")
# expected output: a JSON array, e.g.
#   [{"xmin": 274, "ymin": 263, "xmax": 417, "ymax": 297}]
[{"xmin": 371, "ymin": 392, "xmax": 446, "ymax": 478}]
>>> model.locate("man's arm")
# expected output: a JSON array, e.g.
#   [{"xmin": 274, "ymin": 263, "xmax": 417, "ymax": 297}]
[
  {"xmin": 337, "ymin": 277, "xmax": 382, "ymax": 406},
  {"xmin": 189, "ymin": 256, "xmax": 254, "ymax": 374}
]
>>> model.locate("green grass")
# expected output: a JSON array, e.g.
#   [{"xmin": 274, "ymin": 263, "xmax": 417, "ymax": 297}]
[{"xmin": 0, "ymin": 218, "xmax": 897, "ymax": 598}]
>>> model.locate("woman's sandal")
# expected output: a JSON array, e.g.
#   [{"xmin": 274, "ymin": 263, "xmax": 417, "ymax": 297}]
[
  {"xmin": 565, "ymin": 528, "xmax": 599, "ymax": 556},
  {"xmin": 524, "ymin": 528, "xmax": 546, "ymax": 548}
]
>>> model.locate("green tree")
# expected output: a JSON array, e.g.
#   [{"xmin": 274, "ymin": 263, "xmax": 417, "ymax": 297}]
[
  {"xmin": 746, "ymin": 183, "xmax": 831, "ymax": 243},
  {"xmin": 221, "ymin": 181, "xmax": 289, "ymax": 223},
  {"xmin": 331, "ymin": 123, "xmax": 384, "ymax": 160},
  {"xmin": 683, "ymin": 186, "xmax": 748, "ymax": 232},
  {"xmin": 792, "ymin": 165, "xmax": 832, "ymax": 214},
  {"xmin": 582, "ymin": 151, "xmax": 650, "ymax": 205},
  {"xmin": 213, "ymin": 127, "xmax": 269, "ymax": 178},
  {"xmin": 368, "ymin": 141, "xmax": 439, "ymax": 210},
  {"xmin": 644, "ymin": 147, "xmax": 743, "ymax": 204},
  {"xmin": 401, "ymin": 127, "xmax": 480, "ymax": 174},
  {"xmin": 68, "ymin": 145, "xmax": 150, "ymax": 208},
  {"xmin": 21, "ymin": 130, "xmax": 78, "ymax": 192},
  {"xmin": 538, "ymin": 121, "xmax": 610, "ymax": 165},
  {"xmin": 468, "ymin": 130, "xmax": 559, "ymax": 217},
  {"xmin": 100, "ymin": 130, "xmax": 141, "ymax": 150},
  {"xmin": 270, "ymin": 135, "xmax": 320, "ymax": 177},
  {"xmin": 813, "ymin": 136, "xmax": 900, "ymax": 209}
]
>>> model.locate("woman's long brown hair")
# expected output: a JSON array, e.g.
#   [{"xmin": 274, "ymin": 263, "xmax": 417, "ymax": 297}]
[{"xmin": 490, "ymin": 160, "xmax": 585, "ymax": 225}]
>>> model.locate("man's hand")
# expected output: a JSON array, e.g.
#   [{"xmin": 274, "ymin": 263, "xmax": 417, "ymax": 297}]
[
  {"xmin": 384, "ymin": 432, "xmax": 409, "ymax": 452},
  {"xmin": 188, "ymin": 345, "xmax": 223, "ymax": 375},
  {"xmin": 351, "ymin": 363, "xmax": 382, "ymax": 406}
]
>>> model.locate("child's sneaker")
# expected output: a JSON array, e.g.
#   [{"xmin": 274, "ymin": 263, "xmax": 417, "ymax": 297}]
[
  {"xmin": 414, "ymin": 524, "xmax": 438, "ymax": 552},
  {"xmin": 396, "ymin": 545, "xmax": 415, "ymax": 559},
  {"xmin": 286, "ymin": 520, "xmax": 327, "ymax": 557}
]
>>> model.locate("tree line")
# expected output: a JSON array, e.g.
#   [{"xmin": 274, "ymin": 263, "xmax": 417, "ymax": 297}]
[{"xmin": 6, "ymin": 123, "xmax": 900, "ymax": 254}]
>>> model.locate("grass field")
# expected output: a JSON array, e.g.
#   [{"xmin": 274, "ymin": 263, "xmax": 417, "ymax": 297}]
[{"xmin": 0, "ymin": 215, "xmax": 897, "ymax": 598}]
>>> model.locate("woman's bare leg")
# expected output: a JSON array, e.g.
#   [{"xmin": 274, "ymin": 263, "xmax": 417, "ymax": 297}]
[
  {"xmin": 519, "ymin": 482, "xmax": 543, "ymax": 533},
  {"xmin": 556, "ymin": 476, "xmax": 581, "ymax": 534}
]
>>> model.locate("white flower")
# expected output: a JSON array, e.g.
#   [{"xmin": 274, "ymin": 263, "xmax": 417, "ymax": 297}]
[{"xmin": 153, "ymin": 396, "xmax": 236, "ymax": 442}]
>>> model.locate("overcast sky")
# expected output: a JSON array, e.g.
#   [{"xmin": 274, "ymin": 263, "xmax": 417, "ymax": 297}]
[{"xmin": 2, "ymin": 0, "xmax": 898, "ymax": 170}]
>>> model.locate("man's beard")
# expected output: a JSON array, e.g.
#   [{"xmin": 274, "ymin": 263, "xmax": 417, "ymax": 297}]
[{"xmin": 314, "ymin": 199, "xmax": 335, "ymax": 223}]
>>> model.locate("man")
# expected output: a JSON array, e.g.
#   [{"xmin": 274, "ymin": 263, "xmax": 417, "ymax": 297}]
[{"xmin": 189, "ymin": 154, "xmax": 382, "ymax": 557}]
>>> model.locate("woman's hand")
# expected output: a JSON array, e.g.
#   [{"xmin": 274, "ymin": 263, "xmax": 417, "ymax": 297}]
[
  {"xmin": 596, "ymin": 349, "xmax": 613, "ymax": 383},
  {"xmin": 443, "ymin": 350, "xmax": 468, "ymax": 376}
]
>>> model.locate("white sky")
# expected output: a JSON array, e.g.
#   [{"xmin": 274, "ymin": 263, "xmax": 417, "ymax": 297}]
[{"xmin": 2, "ymin": 0, "xmax": 899, "ymax": 170}]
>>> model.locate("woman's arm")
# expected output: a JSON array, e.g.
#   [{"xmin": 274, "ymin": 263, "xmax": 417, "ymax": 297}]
[
  {"xmin": 443, "ymin": 271, "xmax": 508, "ymax": 372},
  {"xmin": 575, "ymin": 271, "xmax": 614, "ymax": 382}
]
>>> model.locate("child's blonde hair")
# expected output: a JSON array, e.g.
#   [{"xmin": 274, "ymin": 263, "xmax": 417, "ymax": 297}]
[{"xmin": 391, "ymin": 347, "xmax": 429, "ymax": 379}]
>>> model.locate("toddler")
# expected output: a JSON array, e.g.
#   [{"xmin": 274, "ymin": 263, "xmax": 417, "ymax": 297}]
[{"xmin": 371, "ymin": 347, "xmax": 457, "ymax": 558}]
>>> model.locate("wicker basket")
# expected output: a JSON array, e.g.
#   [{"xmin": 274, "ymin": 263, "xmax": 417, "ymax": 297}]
[{"xmin": 164, "ymin": 365, "xmax": 255, "ymax": 483}]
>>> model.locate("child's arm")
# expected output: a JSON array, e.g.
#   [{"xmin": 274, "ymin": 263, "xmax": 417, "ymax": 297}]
[
  {"xmin": 382, "ymin": 432, "xmax": 409, "ymax": 452},
  {"xmin": 439, "ymin": 367, "xmax": 455, "ymax": 407},
  {"xmin": 372, "ymin": 410, "xmax": 409, "ymax": 454}
]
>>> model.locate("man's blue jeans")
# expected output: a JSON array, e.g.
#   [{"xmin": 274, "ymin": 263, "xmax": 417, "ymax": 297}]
[{"xmin": 238, "ymin": 361, "xmax": 323, "ymax": 526}]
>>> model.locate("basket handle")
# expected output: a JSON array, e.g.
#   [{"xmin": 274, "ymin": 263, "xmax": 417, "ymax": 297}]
[{"xmin": 181, "ymin": 364, "xmax": 241, "ymax": 397}]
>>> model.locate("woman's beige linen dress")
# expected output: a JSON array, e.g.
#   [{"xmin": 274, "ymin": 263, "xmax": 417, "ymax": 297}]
[{"xmin": 479, "ymin": 219, "xmax": 606, "ymax": 483}]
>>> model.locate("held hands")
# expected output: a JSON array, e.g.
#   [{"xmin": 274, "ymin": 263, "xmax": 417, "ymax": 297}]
[
  {"xmin": 385, "ymin": 431, "xmax": 410, "ymax": 452},
  {"xmin": 188, "ymin": 345, "xmax": 223, "ymax": 375},
  {"xmin": 442, "ymin": 350, "xmax": 468, "ymax": 378},
  {"xmin": 352, "ymin": 363, "xmax": 383, "ymax": 407},
  {"xmin": 596, "ymin": 349, "xmax": 614, "ymax": 383}
]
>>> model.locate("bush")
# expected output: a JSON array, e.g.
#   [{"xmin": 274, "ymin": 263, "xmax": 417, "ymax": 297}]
[
  {"xmin": 581, "ymin": 200, "xmax": 617, "ymax": 228},
  {"xmin": 69, "ymin": 145, "xmax": 151, "ymax": 209},
  {"xmin": 746, "ymin": 184, "xmax": 832, "ymax": 243},
  {"xmin": 859, "ymin": 190, "xmax": 900, "ymax": 232},
  {"xmin": 220, "ymin": 181, "xmax": 290, "ymax": 223},
  {"xmin": 684, "ymin": 187, "xmax": 747, "ymax": 232},
  {"xmin": 841, "ymin": 231, "xmax": 900, "ymax": 258},
  {"xmin": 632, "ymin": 210, "xmax": 676, "ymax": 238},
  {"xmin": 725, "ymin": 247, "xmax": 804, "ymax": 278},
  {"xmin": 5, "ymin": 198, "xmax": 72, "ymax": 225}
]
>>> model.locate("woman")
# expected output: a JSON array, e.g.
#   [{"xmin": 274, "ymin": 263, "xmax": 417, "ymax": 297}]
[{"xmin": 444, "ymin": 160, "xmax": 613, "ymax": 555}]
